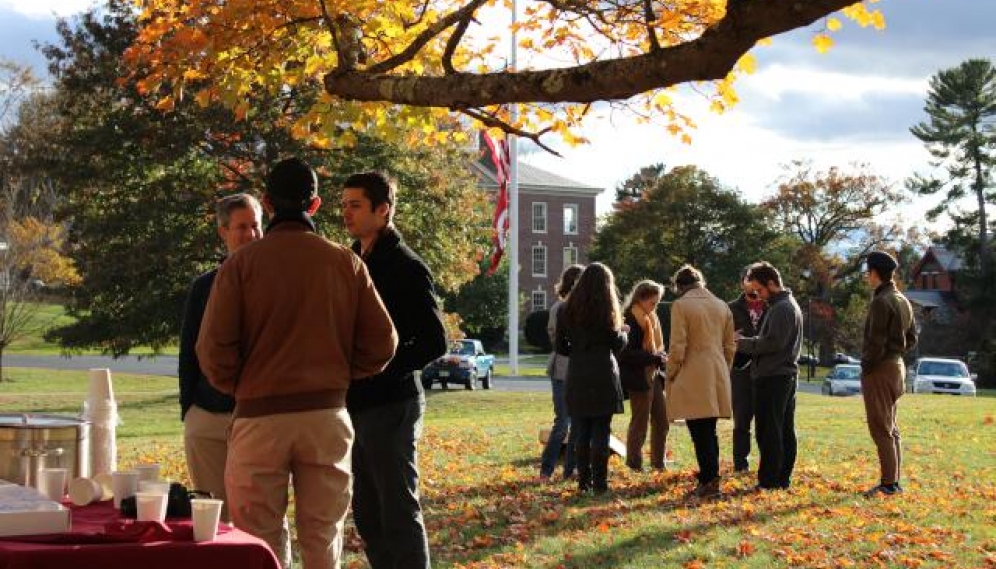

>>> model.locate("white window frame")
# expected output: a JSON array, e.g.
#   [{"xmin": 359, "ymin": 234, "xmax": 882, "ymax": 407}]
[
  {"xmin": 563, "ymin": 244, "xmax": 578, "ymax": 269},
  {"xmin": 563, "ymin": 203, "xmax": 579, "ymax": 235},
  {"xmin": 531, "ymin": 289, "xmax": 547, "ymax": 312},
  {"xmin": 532, "ymin": 243, "xmax": 547, "ymax": 277},
  {"xmin": 532, "ymin": 202, "xmax": 548, "ymax": 233}
]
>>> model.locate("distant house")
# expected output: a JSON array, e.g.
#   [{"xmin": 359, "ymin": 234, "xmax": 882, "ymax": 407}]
[
  {"xmin": 472, "ymin": 159, "xmax": 602, "ymax": 317},
  {"xmin": 906, "ymin": 245, "xmax": 963, "ymax": 325}
]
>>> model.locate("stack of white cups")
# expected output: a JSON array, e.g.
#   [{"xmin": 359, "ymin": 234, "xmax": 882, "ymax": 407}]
[{"xmin": 82, "ymin": 368, "xmax": 119, "ymax": 477}]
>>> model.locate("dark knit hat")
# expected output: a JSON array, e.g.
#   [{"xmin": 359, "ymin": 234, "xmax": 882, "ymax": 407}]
[{"xmin": 866, "ymin": 251, "xmax": 898, "ymax": 276}]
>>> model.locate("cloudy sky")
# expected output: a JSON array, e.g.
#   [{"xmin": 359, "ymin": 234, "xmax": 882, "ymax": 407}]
[{"xmin": 1, "ymin": 0, "xmax": 994, "ymax": 228}]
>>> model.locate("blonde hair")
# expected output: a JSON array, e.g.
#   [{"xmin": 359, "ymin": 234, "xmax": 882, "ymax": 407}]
[{"xmin": 623, "ymin": 280, "xmax": 664, "ymax": 314}]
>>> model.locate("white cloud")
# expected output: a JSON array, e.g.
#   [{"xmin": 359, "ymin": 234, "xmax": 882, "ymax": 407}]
[
  {"xmin": 744, "ymin": 63, "xmax": 928, "ymax": 103},
  {"xmin": 0, "ymin": 0, "xmax": 94, "ymax": 18}
]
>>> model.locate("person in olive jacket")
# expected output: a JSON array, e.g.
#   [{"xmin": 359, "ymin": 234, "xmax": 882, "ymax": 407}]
[
  {"xmin": 619, "ymin": 280, "xmax": 668, "ymax": 472},
  {"xmin": 342, "ymin": 172, "xmax": 448, "ymax": 569},
  {"xmin": 860, "ymin": 251, "xmax": 917, "ymax": 497},
  {"xmin": 557, "ymin": 263, "xmax": 628, "ymax": 494}
]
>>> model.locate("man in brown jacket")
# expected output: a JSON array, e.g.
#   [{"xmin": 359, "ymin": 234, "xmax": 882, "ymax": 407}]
[
  {"xmin": 861, "ymin": 251, "xmax": 917, "ymax": 497},
  {"xmin": 197, "ymin": 157, "xmax": 397, "ymax": 568}
]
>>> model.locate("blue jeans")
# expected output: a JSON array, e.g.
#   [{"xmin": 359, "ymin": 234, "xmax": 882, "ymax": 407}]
[
  {"xmin": 351, "ymin": 397, "xmax": 430, "ymax": 569},
  {"xmin": 540, "ymin": 379, "xmax": 575, "ymax": 477}
]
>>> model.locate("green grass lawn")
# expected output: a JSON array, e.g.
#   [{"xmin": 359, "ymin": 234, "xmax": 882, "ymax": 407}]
[
  {"xmin": 4, "ymin": 302, "xmax": 178, "ymax": 356},
  {"xmin": 2, "ymin": 367, "xmax": 995, "ymax": 568}
]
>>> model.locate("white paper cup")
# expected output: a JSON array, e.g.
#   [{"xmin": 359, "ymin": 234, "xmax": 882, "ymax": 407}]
[
  {"xmin": 87, "ymin": 368, "xmax": 115, "ymax": 401},
  {"xmin": 135, "ymin": 492, "xmax": 168, "ymax": 523},
  {"xmin": 134, "ymin": 464, "xmax": 161, "ymax": 482},
  {"xmin": 37, "ymin": 468, "xmax": 67, "ymax": 502},
  {"xmin": 191, "ymin": 499, "xmax": 224, "ymax": 542},
  {"xmin": 68, "ymin": 477, "xmax": 101, "ymax": 506},
  {"xmin": 111, "ymin": 470, "xmax": 139, "ymax": 509},
  {"xmin": 93, "ymin": 472, "xmax": 114, "ymax": 500},
  {"xmin": 138, "ymin": 480, "xmax": 170, "ymax": 495}
]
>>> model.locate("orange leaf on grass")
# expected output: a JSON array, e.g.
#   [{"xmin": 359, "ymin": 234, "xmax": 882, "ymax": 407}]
[{"xmin": 737, "ymin": 540, "xmax": 756, "ymax": 557}]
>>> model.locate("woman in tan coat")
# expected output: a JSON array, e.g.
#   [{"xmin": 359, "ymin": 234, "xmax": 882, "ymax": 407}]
[{"xmin": 665, "ymin": 265, "xmax": 736, "ymax": 498}]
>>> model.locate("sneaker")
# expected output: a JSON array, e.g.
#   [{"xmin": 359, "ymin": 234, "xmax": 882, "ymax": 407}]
[{"xmin": 863, "ymin": 484, "xmax": 899, "ymax": 497}]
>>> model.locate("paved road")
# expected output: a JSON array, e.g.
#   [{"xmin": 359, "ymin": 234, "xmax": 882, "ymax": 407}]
[{"xmin": 7, "ymin": 354, "xmax": 822, "ymax": 395}]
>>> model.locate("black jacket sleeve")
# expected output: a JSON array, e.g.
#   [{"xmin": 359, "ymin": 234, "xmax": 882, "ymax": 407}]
[
  {"xmin": 379, "ymin": 259, "xmax": 447, "ymax": 377},
  {"xmin": 618, "ymin": 315, "xmax": 659, "ymax": 368},
  {"xmin": 178, "ymin": 273, "xmax": 212, "ymax": 420}
]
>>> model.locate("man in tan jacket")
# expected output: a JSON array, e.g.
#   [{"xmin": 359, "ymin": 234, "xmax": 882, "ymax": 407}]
[{"xmin": 197, "ymin": 157, "xmax": 397, "ymax": 568}]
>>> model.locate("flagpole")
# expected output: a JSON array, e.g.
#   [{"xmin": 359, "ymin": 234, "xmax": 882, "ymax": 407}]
[{"xmin": 508, "ymin": 0, "xmax": 519, "ymax": 375}]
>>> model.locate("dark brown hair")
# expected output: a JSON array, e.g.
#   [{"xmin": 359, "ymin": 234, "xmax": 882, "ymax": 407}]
[
  {"xmin": 556, "ymin": 264, "xmax": 585, "ymax": 299},
  {"xmin": 565, "ymin": 262, "xmax": 622, "ymax": 331},
  {"xmin": 671, "ymin": 264, "xmax": 705, "ymax": 295},
  {"xmin": 746, "ymin": 261, "xmax": 782, "ymax": 287}
]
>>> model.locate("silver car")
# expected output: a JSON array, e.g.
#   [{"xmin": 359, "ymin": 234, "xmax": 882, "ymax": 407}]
[
  {"xmin": 909, "ymin": 358, "xmax": 977, "ymax": 396},
  {"xmin": 822, "ymin": 364, "xmax": 862, "ymax": 396}
]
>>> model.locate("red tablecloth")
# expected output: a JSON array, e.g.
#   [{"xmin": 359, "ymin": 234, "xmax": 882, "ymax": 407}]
[{"xmin": 0, "ymin": 500, "xmax": 281, "ymax": 569}]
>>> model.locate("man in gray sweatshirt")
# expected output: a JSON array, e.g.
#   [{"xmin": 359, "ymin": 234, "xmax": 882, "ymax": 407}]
[{"xmin": 736, "ymin": 262, "xmax": 803, "ymax": 490}]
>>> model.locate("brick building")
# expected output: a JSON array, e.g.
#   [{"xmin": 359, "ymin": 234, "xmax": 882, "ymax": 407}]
[
  {"xmin": 906, "ymin": 245, "xmax": 962, "ymax": 325},
  {"xmin": 472, "ymin": 159, "xmax": 602, "ymax": 317}
]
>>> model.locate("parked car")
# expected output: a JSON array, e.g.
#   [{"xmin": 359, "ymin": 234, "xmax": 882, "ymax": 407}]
[
  {"xmin": 797, "ymin": 354, "xmax": 818, "ymax": 366},
  {"xmin": 909, "ymin": 357, "xmax": 976, "ymax": 396},
  {"xmin": 421, "ymin": 339, "xmax": 495, "ymax": 391},
  {"xmin": 822, "ymin": 364, "xmax": 862, "ymax": 396},
  {"xmin": 832, "ymin": 353, "xmax": 861, "ymax": 365}
]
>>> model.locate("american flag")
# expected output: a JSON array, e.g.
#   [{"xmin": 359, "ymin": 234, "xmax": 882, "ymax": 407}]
[{"xmin": 481, "ymin": 131, "xmax": 510, "ymax": 276}]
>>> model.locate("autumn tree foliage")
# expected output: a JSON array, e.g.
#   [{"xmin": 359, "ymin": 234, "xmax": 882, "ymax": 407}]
[
  {"xmin": 762, "ymin": 162, "xmax": 905, "ymax": 359},
  {"xmin": 0, "ymin": 179, "xmax": 81, "ymax": 379},
  {"xmin": 591, "ymin": 164, "xmax": 795, "ymax": 303},
  {"xmin": 125, "ymin": 0, "xmax": 887, "ymax": 150},
  {"xmin": 1, "ymin": 3, "xmax": 489, "ymax": 355}
]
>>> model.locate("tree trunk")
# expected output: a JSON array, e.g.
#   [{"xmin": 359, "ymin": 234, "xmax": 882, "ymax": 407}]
[{"xmin": 976, "ymin": 161, "xmax": 989, "ymax": 279}]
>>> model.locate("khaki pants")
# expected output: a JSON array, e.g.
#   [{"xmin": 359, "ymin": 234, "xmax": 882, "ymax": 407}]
[
  {"xmin": 227, "ymin": 408, "xmax": 353, "ymax": 569},
  {"xmin": 626, "ymin": 375, "xmax": 668, "ymax": 469},
  {"xmin": 861, "ymin": 359, "xmax": 904, "ymax": 485},
  {"xmin": 183, "ymin": 405, "xmax": 231, "ymax": 522}
]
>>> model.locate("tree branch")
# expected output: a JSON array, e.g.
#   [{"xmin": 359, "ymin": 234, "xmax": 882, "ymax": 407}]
[
  {"xmin": 642, "ymin": 0, "xmax": 661, "ymax": 51},
  {"xmin": 365, "ymin": 0, "xmax": 490, "ymax": 74},
  {"xmin": 442, "ymin": 15, "xmax": 472, "ymax": 75},
  {"xmin": 458, "ymin": 107, "xmax": 560, "ymax": 156},
  {"xmin": 325, "ymin": 0, "xmax": 858, "ymax": 106}
]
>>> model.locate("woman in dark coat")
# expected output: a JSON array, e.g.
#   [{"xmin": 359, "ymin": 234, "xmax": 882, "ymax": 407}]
[
  {"xmin": 619, "ymin": 280, "xmax": 669, "ymax": 472},
  {"xmin": 557, "ymin": 262, "xmax": 627, "ymax": 494}
]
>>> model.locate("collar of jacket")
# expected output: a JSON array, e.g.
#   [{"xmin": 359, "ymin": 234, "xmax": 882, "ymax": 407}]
[
  {"xmin": 874, "ymin": 280, "xmax": 896, "ymax": 296},
  {"xmin": 351, "ymin": 226, "xmax": 402, "ymax": 260},
  {"xmin": 769, "ymin": 289, "xmax": 793, "ymax": 304},
  {"xmin": 266, "ymin": 210, "xmax": 317, "ymax": 234}
]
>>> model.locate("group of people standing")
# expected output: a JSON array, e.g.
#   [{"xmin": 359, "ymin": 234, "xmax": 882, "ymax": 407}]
[
  {"xmin": 180, "ymin": 158, "xmax": 444, "ymax": 569},
  {"xmin": 540, "ymin": 254, "xmax": 918, "ymax": 500}
]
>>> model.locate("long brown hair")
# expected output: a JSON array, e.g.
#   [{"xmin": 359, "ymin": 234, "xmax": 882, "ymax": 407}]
[
  {"xmin": 623, "ymin": 280, "xmax": 664, "ymax": 314},
  {"xmin": 565, "ymin": 263, "xmax": 623, "ymax": 331}
]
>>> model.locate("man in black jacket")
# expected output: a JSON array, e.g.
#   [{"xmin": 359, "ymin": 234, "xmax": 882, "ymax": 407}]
[
  {"xmin": 178, "ymin": 193, "xmax": 261, "ymax": 522},
  {"xmin": 736, "ymin": 262, "xmax": 803, "ymax": 490},
  {"xmin": 728, "ymin": 269, "xmax": 766, "ymax": 473},
  {"xmin": 342, "ymin": 172, "xmax": 447, "ymax": 569}
]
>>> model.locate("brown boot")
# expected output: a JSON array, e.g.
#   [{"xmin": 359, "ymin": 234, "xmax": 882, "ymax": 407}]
[{"xmin": 690, "ymin": 477, "xmax": 721, "ymax": 499}]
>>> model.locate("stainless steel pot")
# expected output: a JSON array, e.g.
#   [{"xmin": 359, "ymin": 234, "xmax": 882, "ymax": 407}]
[{"xmin": 0, "ymin": 413, "xmax": 90, "ymax": 488}]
